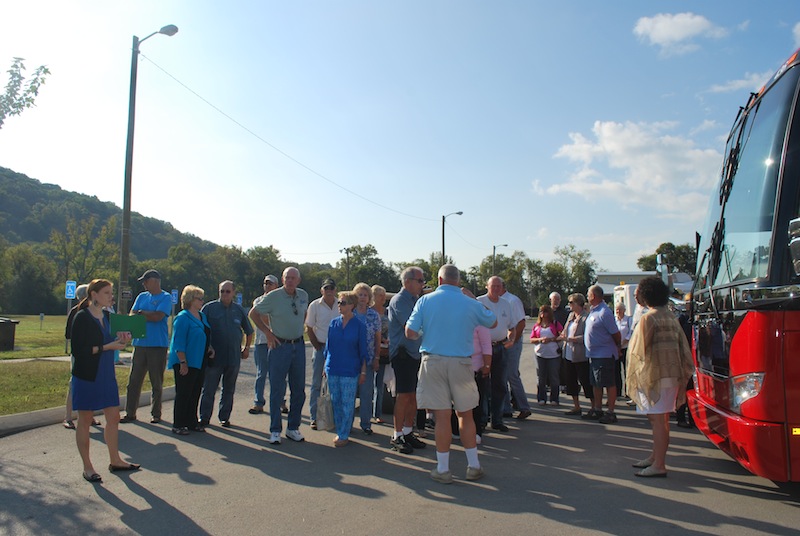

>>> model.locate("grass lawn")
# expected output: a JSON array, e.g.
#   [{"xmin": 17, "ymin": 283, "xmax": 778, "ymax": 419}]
[
  {"xmin": 0, "ymin": 314, "xmax": 138, "ymax": 360},
  {"xmin": 0, "ymin": 359, "xmax": 175, "ymax": 416}
]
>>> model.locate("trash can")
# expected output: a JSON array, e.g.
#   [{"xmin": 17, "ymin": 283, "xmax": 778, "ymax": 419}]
[{"xmin": 0, "ymin": 318, "xmax": 20, "ymax": 351}]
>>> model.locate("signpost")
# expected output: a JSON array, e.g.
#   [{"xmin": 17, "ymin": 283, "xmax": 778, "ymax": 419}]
[
  {"xmin": 65, "ymin": 280, "xmax": 77, "ymax": 353},
  {"xmin": 171, "ymin": 288, "xmax": 179, "ymax": 317}
]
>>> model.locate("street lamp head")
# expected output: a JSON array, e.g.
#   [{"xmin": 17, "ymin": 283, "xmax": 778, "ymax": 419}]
[
  {"xmin": 455, "ymin": 211, "xmax": 463, "ymax": 216},
  {"xmin": 159, "ymin": 25, "xmax": 179, "ymax": 36}
]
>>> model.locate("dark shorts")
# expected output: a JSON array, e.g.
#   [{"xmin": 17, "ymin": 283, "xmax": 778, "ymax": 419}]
[
  {"xmin": 391, "ymin": 347, "xmax": 421, "ymax": 394},
  {"xmin": 589, "ymin": 358, "xmax": 616, "ymax": 388}
]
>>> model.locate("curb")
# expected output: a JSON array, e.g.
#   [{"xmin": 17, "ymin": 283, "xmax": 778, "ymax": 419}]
[{"xmin": 0, "ymin": 386, "xmax": 176, "ymax": 438}]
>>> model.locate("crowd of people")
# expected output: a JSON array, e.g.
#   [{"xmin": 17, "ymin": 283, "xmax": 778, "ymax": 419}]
[{"xmin": 66, "ymin": 265, "xmax": 693, "ymax": 484}]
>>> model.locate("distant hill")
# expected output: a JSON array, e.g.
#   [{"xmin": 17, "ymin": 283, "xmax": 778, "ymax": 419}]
[{"xmin": 0, "ymin": 166, "xmax": 218, "ymax": 259}]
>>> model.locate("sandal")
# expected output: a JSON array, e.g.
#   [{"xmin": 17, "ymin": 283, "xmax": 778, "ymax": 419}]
[
  {"xmin": 635, "ymin": 465, "xmax": 667, "ymax": 478},
  {"xmin": 83, "ymin": 472, "xmax": 102, "ymax": 483},
  {"xmin": 109, "ymin": 463, "xmax": 141, "ymax": 472},
  {"xmin": 63, "ymin": 420, "xmax": 75, "ymax": 429}
]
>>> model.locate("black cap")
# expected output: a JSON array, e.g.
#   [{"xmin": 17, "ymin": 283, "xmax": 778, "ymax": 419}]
[
  {"xmin": 137, "ymin": 269, "xmax": 161, "ymax": 282},
  {"xmin": 321, "ymin": 278, "xmax": 336, "ymax": 289}
]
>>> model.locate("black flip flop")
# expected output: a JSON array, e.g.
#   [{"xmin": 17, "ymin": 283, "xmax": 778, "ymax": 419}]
[
  {"xmin": 83, "ymin": 472, "xmax": 102, "ymax": 483},
  {"xmin": 109, "ymin": 463, "xmax": 141, "ymax": 472}
]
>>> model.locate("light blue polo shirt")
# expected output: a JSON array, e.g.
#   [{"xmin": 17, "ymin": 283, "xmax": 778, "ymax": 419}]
[
  {"xmin": 406, "ymin": 284, "xmax": 496, "ymax": 357},
  {"xmin": 584, "ymin": 300, "xmax": 620, "ymax": 359},
  {"xmin": 131, "ymin": 290, "xmax": 172, "ymax": 347}
]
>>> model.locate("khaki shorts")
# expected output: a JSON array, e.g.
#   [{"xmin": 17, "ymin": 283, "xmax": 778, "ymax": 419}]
[{"xmin": 416, "ymin": 353, "xmax": 478, "ymax": 412}]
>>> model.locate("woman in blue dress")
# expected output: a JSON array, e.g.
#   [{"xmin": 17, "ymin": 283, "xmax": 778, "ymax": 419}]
[{"xmin": 70, "ymin": 279, "xmax": 140, "ymax": 483}]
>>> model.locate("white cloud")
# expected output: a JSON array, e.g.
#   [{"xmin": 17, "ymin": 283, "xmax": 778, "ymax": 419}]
[
  {"xmin": 690, "ymin": 119, "xmax": 717, "ymax": 136},
  {"xmin": 531, "ymin": 179, "xmax": 545, "ymax": 195},
  {"xmin": 550, "ymin": 120, "xmax": 721, "ymax": 221},
  {"xmin": 794, "ymin": 22, "xmax": 800, "ymax": 48},
  {"xmin": 634, "ymin": 12, "xmax": 727, "ymax": 56},
  {"xmin": 707, "ymin": 70, "xmax": 773, "ymax": 93}
]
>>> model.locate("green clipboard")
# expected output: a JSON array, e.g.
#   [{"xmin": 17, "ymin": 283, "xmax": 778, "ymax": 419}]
[{"xmin": 110, "ymin": 313, "xmax": 147, "ymax": 339}]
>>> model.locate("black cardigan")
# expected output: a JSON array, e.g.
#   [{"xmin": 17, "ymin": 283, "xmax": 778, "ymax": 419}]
[{"xmin": 70, "ymin": 309, "xmax": 110, "ymax": 382}]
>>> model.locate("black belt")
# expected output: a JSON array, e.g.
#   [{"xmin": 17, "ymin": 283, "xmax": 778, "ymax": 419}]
[
  {"xmin": 276, "ymin": 336, "xmax": 303, "ymax": 344},
  {"xmin": 492, "ymin": 340, "xmax": 507, "ymax": 347}
]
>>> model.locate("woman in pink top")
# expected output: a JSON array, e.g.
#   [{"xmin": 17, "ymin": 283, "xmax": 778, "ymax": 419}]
[{"xmin": 530, "ymin": 305, "xmax": 563, "ymax": 406}]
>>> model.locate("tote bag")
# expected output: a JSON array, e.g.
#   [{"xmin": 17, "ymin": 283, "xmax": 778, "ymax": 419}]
[{"xmin": 316, "ymin": 376, "xmax": 335, "ymax": 431}]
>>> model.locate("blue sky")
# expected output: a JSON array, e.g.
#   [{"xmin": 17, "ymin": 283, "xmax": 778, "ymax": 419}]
[{"xmin": 2, "ymin": 1, "xmax": 799, "ymax": 273}]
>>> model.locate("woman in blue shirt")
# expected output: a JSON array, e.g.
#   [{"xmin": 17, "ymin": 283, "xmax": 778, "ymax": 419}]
[
  {"xmin": 325, "ymin": 291, "xmax": 369, "ymax": 447},
  {"xmin": 168, "ymin": 285, "xmax": 211, "ymax": 435}
]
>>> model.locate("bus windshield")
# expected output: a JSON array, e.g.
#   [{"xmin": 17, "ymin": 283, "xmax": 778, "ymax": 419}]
[{"xmin": 698, "ymin": 66, "xmax": 800, "ymax": 288}]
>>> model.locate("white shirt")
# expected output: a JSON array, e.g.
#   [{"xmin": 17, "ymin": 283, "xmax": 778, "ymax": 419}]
[
  {"xmin": 477, "ymin": 294, "xmax": 516, "ymax": 342},
  {"xmin": 304, "ymin": 297, "xmax": 338, "ymax": 344},
  {"xmin": 501, "ymin": 291, "xmax": 526, "ymax": 327}
]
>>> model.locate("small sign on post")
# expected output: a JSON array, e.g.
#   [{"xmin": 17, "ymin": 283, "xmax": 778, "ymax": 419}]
[
  {"xmin": 65, "ymin": 280, "xmax": 77, "ymax": 300},
  {"xmin": 235, "ymin": 292, "xmax": 242, "ymax": 306}
]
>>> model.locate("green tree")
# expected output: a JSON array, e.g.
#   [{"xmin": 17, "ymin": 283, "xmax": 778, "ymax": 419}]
[
  {"xmin": 0, "ymin": 244, "xmax": 59, "ymax": 314},
  {"xmin": 1, "ymin": 58, "xmax": 50, "ymax": 129},
  {"xmin": 49, "ymin": 215, "xmax": 119, "ymax": 284},
  {"xmin": 637, "ymin": 242, "xmax": 697, "ymax": 273},
  {"xmin": 335, "ymin": 245, "xmax": 397, "ymax": 291}
]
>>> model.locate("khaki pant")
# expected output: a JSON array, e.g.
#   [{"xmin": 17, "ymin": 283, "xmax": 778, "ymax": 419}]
[{"xmin": 124, "ymin": 346, "xmax": 167, "ymax": 418}]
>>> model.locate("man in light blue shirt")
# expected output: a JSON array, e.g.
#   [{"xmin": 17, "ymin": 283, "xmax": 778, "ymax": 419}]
[
  {"xmin": 121, "ymin": 269, "xmax": 172, "ymax": 424},
  {"xmin": 406, "ymin": 264, "xmax": 496, "ymax": 484},
  {"xmin": 583, "ymin": 284, "xmax": 621, "ymax": 424}
]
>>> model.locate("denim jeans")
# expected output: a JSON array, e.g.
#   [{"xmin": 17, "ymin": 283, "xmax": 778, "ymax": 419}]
[
  {"xmin": 253, "ymin": 343, "xmax": 269, "ymax": 407},
  {"xmin": 268, "ymin": 340, "xmax": 306, "ymax": 433},
  {"xmin": 328, "ymin": 374, "xmax": 358, "ymax": 440},
  {"xmin": 200, "ymin": 361, "xmax": 240, "ymax": 422},
  {"xmin": 309, "ymin": 346, "xmax": 326, "ymax": 421},
  {"xmin": 503, "ymin": 339, "xmax": 530, "ymax": 412},
  {"xmin": 373, "ymin": 363, "xmax": 386, "ymax": 419},
  {"xmin": 358, "ymin": 369, "xmax": 375, "ymax": 429},
  {"xmin": 537, "ymin": 356, "xmax": 561, "ymax": 403}
]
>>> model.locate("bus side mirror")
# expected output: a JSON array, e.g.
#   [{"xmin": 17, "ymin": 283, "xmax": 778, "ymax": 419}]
[{"xmin": 788, "ymin": 217, "xmax": 800, "ymax": 275}]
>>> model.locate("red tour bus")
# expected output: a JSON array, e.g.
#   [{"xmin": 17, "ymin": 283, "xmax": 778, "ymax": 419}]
[{"xmin": 689, "ymin": 48, "xmax": 800, "ymax": 482}]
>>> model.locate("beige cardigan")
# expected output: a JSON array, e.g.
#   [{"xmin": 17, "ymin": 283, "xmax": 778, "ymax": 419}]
[{"xmin": 625, "ymin": 306, "xmax": 694, "ymax": 406}]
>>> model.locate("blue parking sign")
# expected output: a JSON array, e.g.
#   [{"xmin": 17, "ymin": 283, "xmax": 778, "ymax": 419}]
[
  {"xmin": 171, "ymin": 289, "xmax": 179, "ymax": 305},
  {"xmin": 65, "ymin": 280, "xmax": 77, "ymax": 300}
]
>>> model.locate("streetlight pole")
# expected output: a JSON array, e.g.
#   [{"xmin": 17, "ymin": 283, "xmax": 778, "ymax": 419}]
[
  {"xmin": 118, "ymin": 24, "xmax": 178, "ymax": 313},
  {"xmin": 492, "ymin": 243, "xmax": 508, "ymax": 275},
  {"xmin": 441, "ymin": 211, "xmax": 463, "ymax": 265}
]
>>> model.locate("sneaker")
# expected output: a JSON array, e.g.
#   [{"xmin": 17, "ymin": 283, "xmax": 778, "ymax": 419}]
[
  {"xmin": 390, "ymin": 435, "xmax": 413, "ymax": 454},
  {"xmin": 430, "ymin": 468, "xmax": 453, "ymax": 484},
  {"xmin": 268, "ymin": 431, "xmax": 282, "ymax": 444},
  {"xmin": 248, "ymin": 406, "xmax": 264, "ymax": 414},
  {"xmin": 516, "ymin": 410, "xmax": 532, "ymax": 420},
  {"xmin": 466, "ymin": 466, "xmax": 485, "ymax": 481},
  {"xmin": 581, "ymin": 409, "xmax": 602, "ymax": 420},
  {"xmin": 362, "ymin": 428, "xmax": 374, "ymax": 435},
  {"xmin": 119, "ymin": 415, "xmax": 136, "ymax": 423},
  {"xmin": 286, "ymin": 429, "xmax": 305, "ymax": 442},
  {"xmin": 475, "ymin": 434, "xmax": 482, "ymax": 445},
  {"xmin": 171, "ymin": 427, "xmax": 189, "ymax": 436},
  {"xmin": 404, "ymin": 433, "xmax": 426, "ymax": 449},
  {"xmin": 598, "ymin": 411, "xmax": 618, "ymax": 424}
]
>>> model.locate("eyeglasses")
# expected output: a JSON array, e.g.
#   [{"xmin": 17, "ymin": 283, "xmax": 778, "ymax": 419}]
[
  {"xmin": 323, "ymin": 286, "xmax": 335, "ymax": 290},
  {"xmin": 338, "ymin": 300, "xmax": 351, "ymax": 306},
  {"xmin": 291, "ymin": 298, "xmax": 298, "ymax": 315},
  {"xmin": 263, "ymin": 281, "xmax": 274, "ymax": 286},
  {"xmin": 220, "ymin": 289, "xmax": 233, "ymax": 294},
  {"xmin": 194, "ymin": 296, "xmax": 204, "ymax": 301},
  {"xmin": 415, "ymin": 279, "xmax": 425, "ymax": 284}
]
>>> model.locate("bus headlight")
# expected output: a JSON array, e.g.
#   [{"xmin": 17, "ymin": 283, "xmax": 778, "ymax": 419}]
[{"xmin": 730, "ymin": 373, "xmax": 765, "ymax": 412}]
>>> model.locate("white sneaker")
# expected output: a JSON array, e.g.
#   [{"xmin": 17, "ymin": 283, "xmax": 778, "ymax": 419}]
[
  {"xmin": 268, "ymin": 431, "xmax": 282, "ymax": 444},
  {"xmin": 476, "ymin": 434, "xmax": 482, "ymax": 445},
  {"xmin": 286, "ymin": 429, "xmax": 305, "ymax": 442}
]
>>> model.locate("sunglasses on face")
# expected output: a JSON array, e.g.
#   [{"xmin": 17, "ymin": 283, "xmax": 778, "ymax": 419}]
[{"xmin": 220, "ymin": 289, "xmax": 233, "ymax": 294}]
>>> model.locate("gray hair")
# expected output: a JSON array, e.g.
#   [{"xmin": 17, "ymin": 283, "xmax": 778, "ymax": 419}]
[
  {"xmin": 438, "ymin": 264, "xmax": 460, "ymax": 284},
  {"xmin": 401, "ymin": 266, "xmax": 423, "ymax": 282},
  {"xmin": 75, "ymin": 284, "xmax": 89, "ymax": 301},
  {"xmin": 549, "ymin": 291, "xmax": 561, "ymax": 301}
]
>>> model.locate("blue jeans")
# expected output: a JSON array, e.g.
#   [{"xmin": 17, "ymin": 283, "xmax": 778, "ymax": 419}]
[
  {"xmin": 253, "ymin": 343, "xmax": 269, "ymax": 407},
  {"xmin": 373, "ymin": 363, "xmax": 386, "ymax": 419},
  {"xmin": 328, "ymin": 374, "xmax": 358, "ymax": 440},
  {"xmin": 490, "ymin": 345, "xmax": 508, "ymax": 425},
  {"xmin": 358, "ymin": 369, "xmax": 375, "ymax": 429},
  {"xmin": 504, "ymin": 339, "xmax": 530, "ymax": 412},
  {"xmin": 200, "ymin": 361, "xmax": 240, "ymax": 422},
  {"xmin": 268, "ymin": 341, "xmax": 306, "ymax": 433},
  {"xmin": 537, "ymin": 356, "xmax": 561, "ymax": 403},
  {"xmin": 309, "ymin": 346, "xmax": 326, "ymax": 421}
]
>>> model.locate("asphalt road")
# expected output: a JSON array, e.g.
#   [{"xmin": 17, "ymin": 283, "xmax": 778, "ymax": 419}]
[{"xmin": 2, "ymin": 342, "xmax": 800, "ymax": 535}]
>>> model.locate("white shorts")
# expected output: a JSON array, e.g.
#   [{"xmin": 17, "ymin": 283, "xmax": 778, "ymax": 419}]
[{"xmin": 634, "ymin": 385, "xmax": 679, "ymax": 415}]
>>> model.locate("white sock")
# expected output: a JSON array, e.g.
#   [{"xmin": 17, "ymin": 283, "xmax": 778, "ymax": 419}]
[
  {"xmin": 402, "ymin": 426, "xmax": 412, "ymax": 436},
  {"xmin": 436, "ymin": 451, "xmax": 450, "ymax": 473},
  {"xmin": 393, "ymin": 430, "xmax": 403, "ymax": 440},
  {"xmin": 465, "ymin": 447, "xmax": 480, "ymax": 469}
]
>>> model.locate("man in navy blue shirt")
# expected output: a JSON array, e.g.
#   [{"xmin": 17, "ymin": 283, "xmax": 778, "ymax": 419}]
[{"xmin": 200, "ymin": 280, "xmax": 254, "ymax": 427}]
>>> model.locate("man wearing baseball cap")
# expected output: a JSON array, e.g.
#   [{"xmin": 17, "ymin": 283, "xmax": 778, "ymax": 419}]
[
  {"xmin": 120, "ymin": 269, "xmax": 172, "ymax": 424},
  {"xmin": 249, "ymin": 274, "xmax": 280, "ymax": 414}
]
